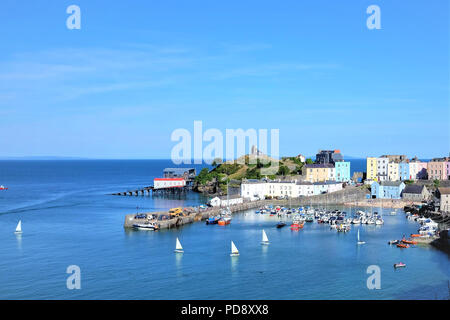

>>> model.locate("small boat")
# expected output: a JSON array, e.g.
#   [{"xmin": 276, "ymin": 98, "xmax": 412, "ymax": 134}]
[
  {"xmin": 230, "ymin": 241, "xmax": 239, "ymax": 256},
  {"xmin": 401, "ymin": 239, "xmax": 417, "ymax": 245},
  {"xmin": 394, "ymin": 262, "xmax": 406, "ymax": 268},
  {"xmin": 396, "ymin": 243, "xmax": 410, "ymax": 248},
  {"xmin": 174, "ymin": 237, "xmax": 184, "ymax": 253},
  {"xmin": 390, "ymin": 210, "xmax": 397, "ymax": 215},
  {"xmin": 261, "ymin": 229, "xmax": 269, "ymax": 245},
  {"xmin": 0, "ymin": 185, "xmax": 7, "ymax": 190},
  {"xmin": 357, "ymin": 229, "xmax": 365, "ymax": 245},
  {"xmin": 218, "ymin": 217, "xmax": 231, "ymax": 226},
  {"xmin": 276, "ymin": 221, "xmax": 286, "ymax": 228},
  {"xmin": 132, "ymin": 222, "xmax": 158, "ymax": 231},
  {"xmin": 388, "ymin": 240, "xmax": 399, "ymax": 245},
  {"xmin": 290, "ymin": 222, "xmax": 304, "ymax": 230},
  {"xmin": 206, "ymin": 216, "xmax": 220, "ymax": 225},
  {"xmin": 410, "ymin": 234, "xmax": 421, "ymax": 238},
  {"xmin": 15, "ymin": 220, "xmax": 22, "ymax": 234}
]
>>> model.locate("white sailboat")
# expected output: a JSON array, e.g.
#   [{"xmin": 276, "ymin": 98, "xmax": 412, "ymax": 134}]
[
  {"xmin": 15, "ymin": 220, "xmax": 22, "ymax": 234},
  {"xmin": 357, "ymin": 229, "xmax": 365, "ymax": 245},
  {"xmin": 174, "ymin": 237, "xmax": 183, "ymax": 253},
  {"xmin": 261, "ymin": 229, "xmax": 269, "ymax": 245},
  {"xmin": 230, "ymin": 241, "xmax": 239, "ymax": 256}
]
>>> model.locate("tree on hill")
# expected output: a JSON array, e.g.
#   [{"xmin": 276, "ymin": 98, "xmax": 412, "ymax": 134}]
[
  {"xmin": 277, "ymin": 165, "xmax": 290, "ymax": 176},
  {"xmin": 245, "ymin": 167, "xmax": 261, "ymax": 179}
]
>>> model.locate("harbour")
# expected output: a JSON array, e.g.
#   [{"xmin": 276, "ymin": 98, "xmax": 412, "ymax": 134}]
[{"xmin": 0, "ymin": 160, "xmax": 449, "ymax": 300}]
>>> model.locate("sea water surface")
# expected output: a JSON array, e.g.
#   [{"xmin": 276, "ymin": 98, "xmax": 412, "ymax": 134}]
[{"xmin": 0, "ymin": 160, "xmax": 449, "ymax": 300}]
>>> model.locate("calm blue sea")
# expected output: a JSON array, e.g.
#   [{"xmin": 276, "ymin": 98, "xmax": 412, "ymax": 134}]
[{"xmin": 0, "ymin": 160, "xmax": 448, "ymax": 300}]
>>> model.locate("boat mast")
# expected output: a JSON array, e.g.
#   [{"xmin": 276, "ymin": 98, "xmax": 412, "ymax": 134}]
[{"xmin": 227, "ymin": 181, "xmax": 229, "ymax": 209}]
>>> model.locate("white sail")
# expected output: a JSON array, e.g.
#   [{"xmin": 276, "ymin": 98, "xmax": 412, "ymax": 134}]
[
  {"xmin": 231, "ymin": 241, "xmax": 239, "ymax": 255},
  {"xmin": 262, "ymin": 230, "xmax": 269, "ymax": 243},
  {"xmin": 15, "ymin": 220, "xmax": 22, "ymax": 233},
  {"xmin": 175, "ymin": 237, "xmax": 183, "ymax": 252}
]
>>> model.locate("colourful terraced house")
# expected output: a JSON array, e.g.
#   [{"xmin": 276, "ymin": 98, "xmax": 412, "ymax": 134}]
[
  {"xmin": 371, "ymin": 181, "xmax": 405, "ymax": 199},
  {"xmin": 387, "ymin": 162, "xmax": 399, "ymax": 181},
  {"xmin": 408, "ymin": 158, "xmax": 428, "ymax": 180},
  {"xmin": 335, "ymin": 161, "xmax": 351, "ymax": 182},
  {"xmin": 427, "ymin": 158, "xmax": 450, "ymax": 180},
  {"xmin": 399, "ymin": 161, "xmax": 410, "ymax": 181},
  {"xmin": 304, "ymin": 163, "xmax": 334, "ymax": 182},
  {"xmin": 366, "ymin": 157, "xmax": 378, "ymax": 181}
]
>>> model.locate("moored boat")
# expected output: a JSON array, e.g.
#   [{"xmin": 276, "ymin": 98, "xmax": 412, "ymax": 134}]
[
  {"xmin": 290, "ymin": 222, "xmax": 304, "ymax": 230},
  {"xmin": 401, "ymin": 239, "xmax": 417, "ymax": 245},
  {"xmin": 133, "ymin": 222, "xmax": 159, "ymax": 231},
  {"xmin": 276, "ymin": 221, "xmax": 286, "ymax": 228},
  {"xmin": 206, "ymin": 216, "xmax": 220, "ymax": 225},
  {"xmin": 396, "ymin": 243, "xmax": 410, "ymax": 248},
  {"xmin": 218, "ymin": 217, "xmax": 231, "ymax": 226}
]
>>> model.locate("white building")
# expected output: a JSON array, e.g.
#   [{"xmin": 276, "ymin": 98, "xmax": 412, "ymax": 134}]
[
  {"xmin": 210, "ymin": 196, "xmax": 221, "ymax": 207},
  {"xmin": 388, "ymin": 162, "xmax": 399, "ymax": 181},
  {"xmin": 267, "ymin": 180, "xmax": 296, "ymax": 198},
  {"xmin": 324, "ymin": 181, "xmax": 344, "ymax": 193},
  {"xmin": 241, "ymin": 179, "xmax": 268, "ymax": 200},
  {"xmin": 241, "ymin": 179, "xmax": 343, "ymax": 200},
  {"xmin": 296, "ymin": 182, "xmax": 315, "ymax": 197},
  {"xmin": 376, "ymin": 157, "xmax": 389, "ymax": 181},
  {"xmin": 210, "ymin": 195, "xmax": 243, "ymax": 207}
]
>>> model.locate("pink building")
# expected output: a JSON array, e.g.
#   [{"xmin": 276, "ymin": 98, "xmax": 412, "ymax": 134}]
[
  {"xmin": 427, "ymin": 157, "xmax": 450, "ymax": 180},
  {"xmin": 409, "ymin": 157, "xmax": 428, "ymax": 180}
]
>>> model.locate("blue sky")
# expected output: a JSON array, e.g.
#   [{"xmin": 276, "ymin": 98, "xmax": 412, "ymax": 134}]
[{"xmin": 0, "ymin": 0, "xmax": 448, "ymax": 159}]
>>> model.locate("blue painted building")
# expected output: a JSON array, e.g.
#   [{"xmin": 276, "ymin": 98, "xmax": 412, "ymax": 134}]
[
  {"xmin": 335, "ymin": 161, "xmax": 351, "ymax": 182},
  {"xmin": 371, "ymin": 181, "xmax": 405, "ymax": 199},
  {"xmin": 399, "ymin": 162, "xmax": 410, "ymax": 181}
]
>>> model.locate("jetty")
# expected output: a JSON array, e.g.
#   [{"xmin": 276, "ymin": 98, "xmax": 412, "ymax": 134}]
[
  {"xmin": 123, "ymin": 200, "xmax": 268, "ymax": 230},
  {"xmin": 112, "ymin": 185, "xmax": 188, "ymax": 196}
]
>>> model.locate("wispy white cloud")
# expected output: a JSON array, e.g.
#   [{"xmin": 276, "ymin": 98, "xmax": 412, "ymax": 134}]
[{"xmin": 213, "ymin": 63, "xmax": 340, "ymax": 80}]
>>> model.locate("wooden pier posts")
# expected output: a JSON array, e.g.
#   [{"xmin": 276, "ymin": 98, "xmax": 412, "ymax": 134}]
[{"xmin": 112, "ymin": 186, "xmax": 189, "ymax": 197}]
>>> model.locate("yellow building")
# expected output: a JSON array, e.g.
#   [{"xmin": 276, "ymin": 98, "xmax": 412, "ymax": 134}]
[
  {"xmin": 304, "ymin": 164, "xmax": 334, "ymax": 182},
  {"xmin": 366, "ymin": 157, "xmax": 378, "ymax": 181}
]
